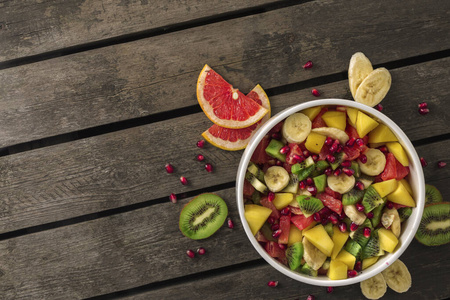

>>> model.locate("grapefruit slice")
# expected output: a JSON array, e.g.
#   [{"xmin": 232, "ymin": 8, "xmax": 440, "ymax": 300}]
[
  {"xmin": 201, "ymin": 85, "xmax": 271, "ymax": 151},
  {"xmin": 197, "ymin": 64, "xmax": 268, "ymax": 128}
]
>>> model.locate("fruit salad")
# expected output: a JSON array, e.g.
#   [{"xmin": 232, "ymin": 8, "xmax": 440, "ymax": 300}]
[{"xmin": 243, "ymin": 105, "xmax": 416, "ymax": 280}]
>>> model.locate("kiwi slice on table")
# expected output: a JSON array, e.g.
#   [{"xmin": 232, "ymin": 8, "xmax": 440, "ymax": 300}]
[
  {"xmin": 342, "ymin": 188, "xmax": 365, "ymax": 205},
  {"xmin": 286, "ymin": 242, "xmax": 304, "ymax": 271},
  {"xmin": 179, "ymin": 193, "xmax": 228, "ymax": 240},
  {"xmin": 398, "ymin": 207, "xmax": 413, "ymax": 222},
  {"xmin": 415, "ymin": 202, "xmax": 450, "ymax": 246},
  {"xmin": 362, "ymin": 186, "xmax": 384, "ymax": 213},
  {"xmin": 425, "ymin": 184, "xmax": 443, "ymax": 205},
  {"xmin": 296, "ymin": 195, "xmax": 324, "ymax": 217}
]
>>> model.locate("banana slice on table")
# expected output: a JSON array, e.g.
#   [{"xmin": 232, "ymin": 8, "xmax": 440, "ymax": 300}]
[
  {"xmin": 358, "ymin": 148, "xmax": 386, "ymax": 176},
  {"xmin": 311, "ymin": 127, "xmax": 350, "ymax": 144},
  {"xmin": 282, "ymin": 113, "xmax": 311, "ymax": 143},
  {"xmin": 360, "ymin": 273, "xmax": 387, "ymax": 299},
  {"xmin": 381, "ymin": 259, "xmax": 412, "ymax": 293},
  {"xmin": 302, "ymin": 236, "xmax": 327, "ymax": 270},
  {"xmin": 264, "ymin": 166, "xmax": 290, "ymax": 192},
  {"xmin": 327, "ymin": 173, "xmax": 355, "ymax": 194},
  {"xmin": 382, "ymin": 208, "xmax": 401, "ymax": 237},
  {"xmin": 344, "ymin": 204, "xmax": 367, "ymax": 225},
  {"xmin": 355, "ymin": 68, "xmax": 392, "ymax": 107},
  {"xmin": 349, "ymin": 52, "xmax": 374, "ymax": 99}
]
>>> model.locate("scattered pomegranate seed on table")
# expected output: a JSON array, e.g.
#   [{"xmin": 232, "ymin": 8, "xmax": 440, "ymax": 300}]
[
  {"xmin": 196, "ymin": 139, "xmax": 205, "ymax": 148},
  {"xmin": 311, "ymin": 89, "xmax": 320, "ymax": 97},
  {"xmin": 419, "ymin": 108, "xmax": 430, "ymax": 115},
  {"xmin": 306, "ymin": 295, "xmax": 316, "ymax": 300},
  {"xmin": 165, "ymin": 163, "xmax": 174, "ymax": 173},
  {"xmin": 196, "ymin": 154, "xmax": 205, "ymax": 161},
  {"xmin": 375, "ymin": 104, "xmax": 383, "ymax": 111},
  {"xmin": 227, "ymin": 218, "xmax": 234, "ymax": 229},
  {"xmin": 186, "ymin": 249, "xmax": 195, "ymax": 258},
  {"xmin": 302, "ymin": 60, "xmax": 313, "ymax": 69},
  {"xmin": 267, "ymin": 280, "xmax": 278, "ymax": 287},
  {"xmin": 327, "ymin": 286, "xmax": 334, "ymax": 293},
  {"xmin": 438, "ymin": 161, "xmax": 447, "ymax": 168},
  {"xmin": 197, "ymin": 247, "xmax": 206, "ymax": 255},
  {"xmin": 180, "ymin": 176, "xmax": 188, "ymax": 185},
  {"xmin": 169, "ymin": 193, "xmax": 177, "ymax": 203},
  {"xmin": 205, "ymin": 163, "xmax": 213, "ymax": 172},
  {"xmin": 420, "ymin": 157, "xmax": 428, "ymax": 167}
]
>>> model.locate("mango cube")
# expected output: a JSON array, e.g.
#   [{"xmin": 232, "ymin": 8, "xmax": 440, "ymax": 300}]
[
  {"xmin": 322, "ymin": 111, "xmax": 347, "ymax": 131},
  {"xmin": 244, "ymin": 205, "xmax": 272, "ymax": 235},
  {"xmin": 288, "ymin": 224, "xmax": 303, "ymax": 246},
  {"xmin": 387, "ymin": 182, "xmax": 416, "ymax": 207},
  {"xmin": 346, "ymin": 108, "xmax": 358, "ymax": 127},
  {"xmin": 368, "ymin": 124, "xmax": 398, "ymax": 143},
  {"xmin": 335, "ymin": 249, "xmax": 356, "ymax": 270},
  {"xmin": 386, "ymin": 142, "xmax": 409, "ymax": 166},
  {"xmin": 372, "ymin": 179, "xmax": 398, "ymax": 197},
  {"xmin": 400, "ymin": 179, "xmax": 413, "ymax": 195},
  {"xmin": 378, "ymin": 228, "xmax": 399, "ymax": 252},
  {"xmin": 303, "ymin": 224, "xmax": 335, "ymax": 257},
  {"xmin": 305, "ymin": 132, "xmax": 327, "ymax": 154},
  {"xmin": 331, "ymin": 226, "xmax": 349, "ymax": 259},
  {"xmin": 272, "ymin": 193, "xmax": 294, "ymax": 210},
  {"xmin": 362, "ymin": 256, "xmax": 379, "ymax": 270},
  {"xmin": 356, "ymin": 111, "xmax": 379, "ymax": 138},
  {"xmin": 302, "ymin": 106, "xmax": 322, "ymax": 121},
  {"xmin": 327, "ymin": 260, "xmax": 348, "ymax": 280}
]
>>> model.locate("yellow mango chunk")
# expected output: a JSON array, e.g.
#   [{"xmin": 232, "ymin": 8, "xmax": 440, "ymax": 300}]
[
  {"xmin": 362, "ymin": 256, "xmax": 379, "ymax": 270},
  {"xmin": 400, "ymin": 179, "xmax": 413, "ymax": 195},
  {"xmin": 368, "ymin": 124, "xmax": 398, "ymax": 143},
  {"xmin": 387, "ymin": 182, "xmax": 416, "ymax": 207},
  {"xmin": 386, "ymin": 142, "xmax": 409, "ymax": 166},
  {"xmin": 322, "ymin": 111, "xmax": 347, "ymax": 131},
  {"xmin": 378, "ymin": 228, "xmax": 399, "ymax": 252},
  {"xmin": 335, "ymin": 249, "xmax": 356, "ymax": 270},
  {"xmin": 331, "ymin": 226, "xmax": 349, "ymax": 259},
  {"xmin": 356, "ymin": 111, "xmax": 379, "ymax": 138},
  {"xmin": 244, "ymin": 205, "xmax": 272, "ymax": 235},
  {"xmin": 272, "ymin": 193, "xmax": 294, "ymax": 210},
  {"xmin": 288, "ymin": 224, "xmax": 303, "ymax": 246},
  {"xmin": 305, "ymin": 132, "xmax": 327, "ymax": 154},
  {"xmin": 327, "ymin": 260, "xmax": 348, "ymax": 280},
  {"xmin": 302, "ymin": 106, "xmax": 322, "ymax": 121},
  {"xmin": 303, "ymin": 224, "xmax": 335, "ymax": 257},
  {"xmin": 346, "ymin": 108, "xmax": 358, "ymax": 127},
  {"xmin": 372, "ymin": 179, "xmax": 398, "ymax": 197}
]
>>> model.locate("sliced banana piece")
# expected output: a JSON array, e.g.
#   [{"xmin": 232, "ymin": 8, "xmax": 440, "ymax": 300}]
[
  {"xmin": 381, "ymin": 259, "xmax": 412, "ymax": 293},
  {"xmin": 302, "ymin": 236, "xmax": 327, "ymax": 270},
  {"xmin": 264, "ymin": 166, "xmax": 290, "ymax": 192},
  {"xmin": 349, "ymin": 52, "xmax": 374, "ymax": 99},
  {"xmin": 327, "ymin": 173, "xmax": 355, "ymax": 194},
  {"xmin": 311, "ymin": 127, "xmax": 350, "ymax": 144},
  {"xmin": 360, "ymin": 273, "xmax": 387, "ymax": 300},
  {"xmin": 382, "ymin": 208, "xmax": 401, "ymax": 237},
  {"xmin": 358, "ymin": 148, "xmax": 387, "ymax": 176},
  {"xmin": 355, "ymin": 68, "xmax": 392, "ymax": 107},
  {"xmin": 344, "ymin": 204, "xmax": 367, "ymax": 225},
  {"xmin": 282, "ymin": 112, "xmax": 312, "ymax": 143}
]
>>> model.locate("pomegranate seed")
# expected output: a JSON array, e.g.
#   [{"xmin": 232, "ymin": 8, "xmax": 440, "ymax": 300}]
[
  {"xmin": 312, "ymin": 154, "xmax": 318, "ymax": 162},
  {"xmin": 281, "ymin": 207, "xmax": 290, "ymax": 216},
  {"xmin": 347, "ymin": 270, "xmax": 358, "ymax": 278},
  {"xmin": 307, "ymin": 186, "xmax": 317, "ymax": 195},
  {"xmin": 329, "ymin": 214, "xmax": 339, "ymax": 225},
  {"xmin": 346, "ymin": 137, "xmax": 356, "ymax": 147},
  {"xmin": 329, "ymin": 144, "xmax": 338, "ymax": 153},
  {"xmin": 306, "ymin": 177, "xmax": 314, "ymax": 186},
  {"xmin": 186, "ymin": 249, "xmax": 195, "ymax": 258},
  {"xmin": 355, "ymin": 181, "xmax": 365, "ymax": 190},
  {"xmin": 272, "ymin": 132, "xmax": 281, "ymax": 140},
  {"xmin": 420, "ymin": 157, "xmax": 427, "ymax": 167},
  {"xmin": 303, "ymin": 60, "xmax": 313, "ymax": 69},
  {"xmin": 276, "ymin": 160, "xmax": 283, "ymax": 166},
  {"xmin": 375, "ymin": 104, "xmax": 383, "ymax": 111},
  {"xmin": 364, "ymin": 227, "xmax": 371, "ymax": 238},
  {"xmin": 333, "ymin": 169, "xmax": 341, "ymax": 176},
  {"xmin": 196, "ymin": 154, "xmax": 205, "ymax": 161},
  {"xmin": 180, "ymin": 176, "xmax": 188, "ymax": 185},
  {"xmin": 336, "ymin": 144, "xmax": 343, "ymax": 153},
  {"xmin": 280, "ymin": 145, "xmax": 290, "ymax": 154},
  {"xmin": 341, "ymin": 160, "xmax": 352, "ymax": 168},
  {"xmin": 267, "ymin": 217, "xmax": 276, "ymax": 225},
  {"xmin": 306, "ymin": 295, "xmax": 316, "ymax": 300},
  {"xmin": 379, "ymin": 146, "xmax": 388, "ymax": 153},
  {"xmin": 303, "ymin": 150, "xmax": 311, "ymax": 157},
  {"xmin": 356, "ymin": 203, "xmax": 365, "ymax": 212},
  {"xmin": 205, "ymin": 163, "xmax": 213, "ymax": 172},
  {"xmin": 267, "ymin": 280, "xmax": 279, "ymax": 287},
  {"xmin": 268, "ymin": 192, "xmax": 275, "ymax": 202},
  {"xmin": 313, "ymin": 212, "xmax": 322, "ymax": 222},
  {"xmin": 386, "ymin": 202, "xmax": 394, "ymax": 209},
  {"xmin": 338, "ymin": 212, "xmax": 346, "ymax": 221},
  {"xmin": 325, "ymin": 137, "xmax": 333, "ymax": 146},
  {"xmin": 359, "ymin": 154, "xmax": 368, "ymax": 164},
  {"xmin": 169, "ymin": 193, "xmax": 177, "ymax": 203},
  {"xmin": 350, "ymin": 223, "xmax": 359, "ymax": 232},
  {"xmin": 299, "ymin": 181, "xmax": 307, "ymax": 189},
  {"xmin": 278, "ymin": 243, "xmax": 286, "ymax": 250},
  {"xmin": 355, "ymin": 261, "xmax": 362, "ymax": 272},
  {"xmin": 197, "ymin": 140, "xmax": 205, "ymax": 148},
  {"xmin": 418, "ymin": 102, "xmax": 428, "ymax": 109},
  {"xmin": 367, "ymin": 211, "xmax": 374, "ymax": 219},
  {"xmin": 419, "ymin": 108, "xmax": 430, "ymax": 115},
  {"xmin": 327, "ymin": 154, "xmax": 336, "ymax": 163},
  {"xmin": 271, "ymin": 224, "xmax": 280, "ymax": 231},
  {"xmin": 324, "ymin": 167, "xmax": 333, "ymax": 176},
  {"xmin": 342, "ymin": 168, "xmax": 355, "ymax": 176},
  {"xmin": 293, "ymin": 154, "xmax": 305, "ymax": 163},
  {"xmin": 227, "ymin": 218, "xmax": 234, "ymax": 229},
  {"xmin": 438, "ymin": 161, "xmax": 447, "ymax": 168},
  {"xmin": 272, "ymin": 229, "xmax": 282, "ymax": 239},
  {"xmin": 339, "ymin": 222, "xmax": 347, "ymax": 232},
  {"xmin": 197, "ymin": 247, "xmax": 206, "ymax": 255},
  {"xmin": 327, "ymin": 286, "xmax": 334, "ymax": 293},
  {"xmin": 356, "ymin": 138, "xmax": 364, "ymax": 147},
  {"xmin": 311, "ymin": 88, "xmax": 320, "ymax": 97},
  {"xmin": 165, "ymin": 163, "xmax": 174, "ymax": 173}
]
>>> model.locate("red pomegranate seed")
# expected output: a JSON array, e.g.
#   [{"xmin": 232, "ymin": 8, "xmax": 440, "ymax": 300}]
[
  {"xmin": 186, "ymin": 249, "xmax": 195, "ymax": 258},
  {"xmin": 267, "ymin": 280, "xmax": 279, "ymax": 287},
  {"xmin": 268, "ymin": 192, "xmax": 275, "ymax": 202},
  {"xmin": 325, "ymin": 137, "xmax": 333, "ymax": 146},
  {"xmin": 197, "ymin": 139, "xmax": 205, "ymax": 148},
  {"xmin": 169, "ymin": 193, "xmax": 177, "ymax": 203},
  {"xmin": 299, "ymin": 181, "xmax": 307, "ymax": 189},
  {"xmin": 293, "ymin": 154, "xmax": 305, "ymax": 163},
  {"xmin": 327, "ymin": 154, "xmax": 336, "ymax": 163},
  {"xmin": 312, "ymin": 154, "xmax": 318, "ymax": 162},
  {"xmin": 314, "ymin": 212, "xmax": 322, "ymax": 222},
  {"xmin": 339, "ymin": 222, "xmax": 347, "ymax": 232},
  {"xmin": 324, "ymin": 167, "xmax": 333, "ymax": 176},
  {"xmin": 281, "ymin": 207, "xmax": 290, "ymax": 216},
  {"xmin": 327, "ymin": 286, "xmax": 334, "ymax": 293},
  {"xmin": 205, "ymin": 163, "xmax": 213, "ymax": 172},
  {"xmin": 346, "ymin": 137, "xmax": 356, "ymax": 147},
  {"xmin": 267, "ymin": 217, "xmax": 276, "ymax": 225},
  {"xmin": 341, "ymin": 160, "xmax": 352, "ymax": 168},
  {"xmin": 420, "ymin": 157, "xmax": 427, "ymax": 167},
  {"xmin": 367, "ymin": 211, "xmax": 374, "ymax": 219},
  {"xmin": 303, "ymin": 60, "xmax": 313, "ymax": 69},
  {"xmin": 347, "ymin": 270, "xmax": 358, "ymax": 278},
  {"xmin": 272, "ymin": 229, "xmax": 282, "ymax": 239},
  {"xmin": 278, "ymin": 243, "xmax": 286, "ymax": 250},
  {"xmin": 355, "ymin": 261, "xmax": 362, "ymax": 272},
  {"xmin": 307, "ymin": 186, "xmax": 317, "ymax": 195},
  {"xmin": 165, "ymin": 163, "xmax": 174, "ymax": 173},
  {"xmin": 272, "ymin": 132, "xmax": 281, "ymax": 140},
  {"xmin": 180, "ymin": 176, "xmax": 188, "ymax": 185},
  {"xmin": 196, "ymin": 154, "xmax": 205, "ymax": 161},
  {"xmin": 378, "ymin": 146, "xmax": 388, "ymax": 153},
  {"xmin": 227, "ymin": 218, "xmax": 234, "ymax": 229},
  {"xmin": 303, "ymin": 150, "xmax": 311, "ymax": 157},
  {"xmin": 419, "ymin": 108, "xmax": 430, "ymax": 115},
  {"xmin": 375, "ymin": 104, "xmax": 383, "ymax": 111},
  {"xmin": 356, "ymin": 138, "xmax": 364, "ymax": 147},
  {"xmin": 438, "ymin": 161, "xmax": 447, "ymax": 168},
  {"xmin": 336, "ymin": 145, "xmax": 343, "ymax": 153},
  {"xmin": 306, "ymin": 295, "xmax": 316, "ymax": 300},
  {"xmin": 276, "ymin": 160, "xmax": 283, "ymax": 166},
  {"xmin": 342, "ymin": 168, "xmax": 355, "ymax": 176},
  {"xmin": 271, "ymin": 223, "xmax": 280, "ymax": 231},
  {"xmin": 280, "ymin": 145, "xmax": 290, "ymax": 154},
  {"xmin": 329, "ymin": 144, "xmax": 338, "ymax": 153},
  {"xmin": 329, "ymin": 214, "xmax": 339, "ymax": 225},
  {"xmin": 350, "ymin": 223, "xmax": 359, "ymax": 232},
  {"xmin": 386, "ymin": 202, "xmax": 394, "ymax": 209},
  {"xmin": 333, "ymin": 169, "xmax": 341, "ymax": 176},
  {"xmin": 356, "ymin": 203, "xmax": 365, "ymax": 212},
  {"xmin": 418, "ymin": 102, "xmax": 428, "ymax": 109},
  {"xmin": 197, "ymin": 247, "xmax": 206, "ymax": 255},
  {"xmin": 359, "ymin": 154, "xmax": 368, "ymax": 164},
  {"xmin": 311, "ymin": 88, "xmax": 320, "ymax": 97},
  {"xmin": 364, "ymin": 227, "xmax": 371, "ymax": 238},
  {"xmin": 306, "ymin": 177, "xmax": 314, "ymax": 186},
  {"xmin": 355, "ymin": 181, "xmax": 365, "ymax": 190}
]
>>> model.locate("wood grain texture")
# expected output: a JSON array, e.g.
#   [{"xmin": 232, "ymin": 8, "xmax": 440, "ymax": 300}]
[
  {"xmin": 0, "ymin": 0, "xmax": 449, "ymax": 147},
  {"xmin": 0, "ymin": 0, "xmax": 279, "ymax": 62},
  {"xmin": 0, "ymin": 60, "xmax": 449, "ymax": 233}
]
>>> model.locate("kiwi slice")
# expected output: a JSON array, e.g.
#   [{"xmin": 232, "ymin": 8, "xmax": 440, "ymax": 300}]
[
  {"xmin": 398, "ymin": 207, "xmax": 412, "ymax": 222},
  {"xmin": 296, "ymin": 195, "xmax": 324, "ymax": 217},
  {"xmin": 251, "ymin": 190, "xmax": 261, "ymax": 205},
  {"xmin": 281, "ymin": 173, "xmax": 299, "ymax": 194},
  {"xmin": 300, "ymin": 263, "xmax": 318, "ymax": 277},
  {"xmin": 292, "ymin": 157, "xmax": 315, "ymax": 174},
  {"xmin": 265, "ymin": 139, "xmax": 286, "ymax": 162},
  {"xmin": 415, "ymin": 202, "xmax": 450, "ymax": 246},
  {"xmin": 350, "ymin": 219, "xmax": 373, "ymax": 248},
  {"xmin": 425, "ymin": 184, "xmax": 443, "ymax": 205},
  {"xmin": 247, "ymin": 162, "xmax": 265, "ymax": 182},
  {"xmin": 350, "ymin": 161, "xmax": 361, "ymax": 178},
  {"xmin": 297, "ymin": 165, "xmax": 315, "ymax": 182},
  {"xmin": 362, "ymin": 186, "xmax": 384, "ymax": 213},
  {"xmin": 342, "ymin": 188, "xmax": 365, "ymax": 205},
  {"xmin": 245, "ymin": 172, "xmax": 268, "ymax": 194},
  {"xmin": 330, "ymin": 152, "xmax": 346, "ymax": 170},
  {"xmin": 311, "ymin": 160, "xmax": 330, "ymax": 177},
  {"xmin": 286, "ymin": 242, "xmax": 304, "ymax": 271},
  {"xmin": 361, "ymin": 230, "xmax": 383, "ymax": 259},
  {"xmin": 345, "ymin": 239, "xmax": 362, "ymax": 258},
  {"xmin": 371, "ymin": 198, "xmax": 387, "ymax": 228},
  {"xmin": 313, "ymin": 174, "xmax": 327, "ymax": 193},
  {"xmin": 179, "ymin": 193, "xmax": 228, "ymax": 240}
]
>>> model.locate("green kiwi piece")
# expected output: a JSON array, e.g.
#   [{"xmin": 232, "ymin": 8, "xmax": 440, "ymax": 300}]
[
  {"xmin": 425, "ymin": 184, "xmax": 443, "ymax": 205},
  {"xmin": 313, "ymin": 174, "xmax": 327, "ymax": 193},
  {"xmin": 179, "ymin": 193, "xmax": 228, "ymax": 240},
  {"xmin": 415, "ymin": 202, "xmax": 450, "ymax": 246},
  {"xmin": 362, "ymin": 186, "xmax": 384, "ymax": 213},
  {"xmin": 281, "ymin": 173, "xmax": 299, "ymax": 194},
  {"xmin": 342, "ymin": 188, "xmax": 365, "ymax": 205},
  {"xmin": 286, "ymin": 242, "xmax": 304, "ymax": 271},
  {"xmin": 300, "ymin": 263, "xmax": 318, "ymax": 277},
  {"xmin": 398, "ymin": 207, "xmax": 413, "ymax": 222},
  {"xmin": 311, "ymin": 160, "xmax": 330, "ymax": 177},
  {"xmin": 247, "ymin": 162, "xmax": 265, "ymax": 182},
  {"xmin": 345, "ymin": 239, "xmax": 362, "ymax": 258},
  {"xmin": 265, "ymin": 139, "xmax": 286, "ymax": 162},
  {"xmin": 296, "ymin": 164, "xmax": 315, "ymax": 182},
  {"xmin": 296, "ymin": 195, "xmax": 324, "ymax": 217},
  {"xmin": 324, "ymin": 222, "xmax": 334, "ymax": 237},
  {"xmin": 350, "ymin": 161, "xmax": 361, "ymax": 178},
  {"xmin": 251, "ymin": 190, "xmax": 261, "ymax": 205},
  {"xmin": 330, "ymin": 152, "xmax": 345, "ymax": 170},
  {"xmin": 361, "ymin": 229, "xmax": 383, "ymax": 259},
  {"xmin": 245, "ymin": 172, "xmax": 268, "ymax": 194},
  {"xmin": 370, "ymin": 198, "xmax": 386, "ymax": 228},
  {"xmin": 260, "ymin": 223, "xmax": 276, "ymax": 242},
  {"xmin": 350, "ymin": 219, "xmax": 373, "ymax": 248},
  {"xmin": 358, "ymin": 174, "xmax": 375, "ymax": 189}
]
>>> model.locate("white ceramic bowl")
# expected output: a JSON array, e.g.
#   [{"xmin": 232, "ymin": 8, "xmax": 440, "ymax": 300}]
[{"xmin": 236, "ymin": 99, "xmax": 425, "ymax": 286}]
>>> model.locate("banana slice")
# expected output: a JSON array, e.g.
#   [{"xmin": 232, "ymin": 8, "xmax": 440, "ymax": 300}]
[
  {"xmin": 264, "ymin": 166, "xmax": 290, "ymax": 192},
  {"xmin": 382, "ymin": 208, "xmax": 401, "ymax": 237},
  {"xmin": 360, "ymin": 273, "xmax": 387, "ymax": 299},
  {"xmin": 381, "ymin": 259, "xmax": 412, "ymax": 293},
  {"xmin": 344, "ymin": 204, "xmax": 367, "ymax": 225},
  {"xmin": 311, "ymin": 127, "xmax": 350, "ymax": 144},
  {"xmin": 349, "ymin": 52, "xmax": 374, "ymax": 99},
  {"xmin": 302, "ymin": 236, "xmax": 327, "ymax": 270},
  {"xmin": 282, "ymin": 113, "xmax": 312, "ymax": 143},
  {"xmin": 358, "ymin": 148, "xmax": 386, "ymax": 176},
  {"xmin": 327, "ymin": 173, "xmax": 355, "ymax": 194},
  {"xmin": 355, "ymin": 68, "xmax": 392, "ymax": 107}
]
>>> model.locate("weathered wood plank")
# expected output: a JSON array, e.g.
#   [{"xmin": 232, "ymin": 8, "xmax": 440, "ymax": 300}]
[
  {"xmin": 0, "ymin": 60, "xmax": 449, "ymax": 233},
  {"xmin": 0, "ymin": 0, "xmax": 280, "ymax": 62},
  {"xmin": 0, "ymin": 0, "xmax": 449, "ymax": 147}
]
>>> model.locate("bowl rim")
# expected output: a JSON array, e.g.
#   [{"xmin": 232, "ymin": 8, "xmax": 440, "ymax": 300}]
[{"xmin": 236, "ymin": 98, "xmax": 425, "ymax": 286}]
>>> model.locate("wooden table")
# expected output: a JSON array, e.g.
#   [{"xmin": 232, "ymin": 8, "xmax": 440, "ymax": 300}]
[{"xmin": 0, "ymin": 0, "xmax": 449, "ymax": 299}]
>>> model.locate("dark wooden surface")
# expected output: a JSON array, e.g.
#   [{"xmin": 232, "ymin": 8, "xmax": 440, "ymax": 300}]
[{"xmin": 0, "ymin": 0, "xmax": 449, "ymax": 299}]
